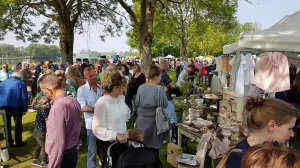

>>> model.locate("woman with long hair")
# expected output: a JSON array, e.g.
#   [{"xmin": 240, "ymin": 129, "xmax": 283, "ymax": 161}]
[
  {"xmin": 128, "ymin": 64, "xmax": 146, "ymax": 114},
  {"xmin": 225, "ymin": 97, "xmax": 299, "ymax": 168},
  {"xmin": 135, "ymin": 65, "xmax": 168, "ymax": 156},
  {"xmin": 120, "ymin": 64, "xmax": 131, "ymax": 82},
  {"xmin": 120, "ymin": 64, "xmax": 133, "ymax": 112},
  {"xmin": 66, "ymin": 66, "xmax": 85, "ymax": 90},
  {"xmin": 92, "ymin": 70, "xmax": 130, "ymax": 168}
]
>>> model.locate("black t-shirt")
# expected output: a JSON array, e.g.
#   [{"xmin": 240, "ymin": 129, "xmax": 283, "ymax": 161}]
[{"xmin": 130, "ymin": 73, "xmax": 146, "ymax": 95}]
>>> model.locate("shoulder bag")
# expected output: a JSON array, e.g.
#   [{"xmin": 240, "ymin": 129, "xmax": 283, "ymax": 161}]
[{"xmin": 155, "ymin": 85, "xmax": 171, "ymax": 135}]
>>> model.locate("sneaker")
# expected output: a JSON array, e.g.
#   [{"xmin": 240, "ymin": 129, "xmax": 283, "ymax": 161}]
[
  {"xmin": 31, "ymin": 159, "xmax": 40, "ymax": 166},
  {"xmin": 39, "ymin": 162, "xmax": 47, "ymax": 167}
]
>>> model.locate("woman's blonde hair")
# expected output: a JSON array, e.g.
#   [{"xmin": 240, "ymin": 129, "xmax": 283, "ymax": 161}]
[
  {"xmin": 245, "ymin": 97, "xmax": 299, "ymax": 132},
  {"xmin": 101, "ymin": 70, "xmax": 127, "ymax": 93},
  {"xmin": 67, "ymin": 66, "xmax": 83, "ymax": 88},
  {"xmin": 242, "ymin": 142, "xmax": 300, "ymax": 168}
]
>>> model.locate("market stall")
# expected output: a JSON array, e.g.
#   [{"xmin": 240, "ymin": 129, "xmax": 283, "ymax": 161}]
[
  {"xmin": 223, "ymin": 10, "xmax": 300, "ymax": 54},
  {"xmin": 170, "ymin": 10, "xmax": 300, "ymax": 168},
  {"xmin": 170, "ymin": 78, "xmax": 243, "ymax": 168}
]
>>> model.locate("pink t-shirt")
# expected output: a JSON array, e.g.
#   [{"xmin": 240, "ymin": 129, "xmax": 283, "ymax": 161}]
[{"xmin": 254, "ymin": 52, "xmax": 290, "ymax": 92}]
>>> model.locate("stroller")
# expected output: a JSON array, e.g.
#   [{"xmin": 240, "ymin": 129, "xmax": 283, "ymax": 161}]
[{"xmin": 107, "ymin": 138, "xmax": 163, "ymax": 168}]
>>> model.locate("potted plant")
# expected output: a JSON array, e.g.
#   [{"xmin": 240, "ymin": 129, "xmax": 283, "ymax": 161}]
[{"xmin": 174, "ymin": 81, "xmax": 196, "ymax": 123}]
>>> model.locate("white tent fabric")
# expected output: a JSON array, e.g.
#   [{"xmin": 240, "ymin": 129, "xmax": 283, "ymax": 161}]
[
  {"xmin": 195, "ymin": 56, "xmax": 204, "ymax": 59},
  {"xmin": 164, "ymin": 55, "xmax": 175, "ymax": 59},
  {"xmin": 223, "ymin": 10, "xmax": 300, "ymax": 54}
]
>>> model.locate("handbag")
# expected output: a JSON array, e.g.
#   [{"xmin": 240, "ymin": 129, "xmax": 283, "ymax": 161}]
[{"xmin": 155, "ymin": 85, "xmax": 171, "ymax": 135}]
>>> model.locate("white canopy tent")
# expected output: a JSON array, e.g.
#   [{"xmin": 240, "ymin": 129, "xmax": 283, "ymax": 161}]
[
  {"xmin": 164, "ymin": 55, "xmax": 175, "ymax": 59},
  {"xmin": 195, "ymin": 56, "xmax": 204, "ymax": 59},
  {"xmin": 223, "ymin": 10, "xmax": 300, "ymax": 54}
]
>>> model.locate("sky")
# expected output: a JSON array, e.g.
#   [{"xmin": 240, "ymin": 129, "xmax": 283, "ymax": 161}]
[{"xmin": 2, "ymin": 0, "xmax": 300, "ymax": 53}]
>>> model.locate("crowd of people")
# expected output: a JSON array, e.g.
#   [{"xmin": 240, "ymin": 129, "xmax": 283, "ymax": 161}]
[{"xmin": 0, "ymin": 57, "xmax": 299, "ymax": 168}]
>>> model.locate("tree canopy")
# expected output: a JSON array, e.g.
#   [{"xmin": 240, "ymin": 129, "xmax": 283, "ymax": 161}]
[
  {"xmin": 0, "ymin": 43, "xmax": 60, "ymax": 60},
  {"xmin": 0, "ymin": 0, "xmax": 123, "ymax": 64}
]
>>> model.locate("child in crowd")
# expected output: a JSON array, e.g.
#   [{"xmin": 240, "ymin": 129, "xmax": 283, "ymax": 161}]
[
  {"xmin": 127, "ymin": 129, "xmax": 144, "ymax": 148},
  {"xmin": 31, "ymin": 96, "xmax": 50, "ymax": 167},
  {"xmin": 242, "ymin": 142, "xmax": 300, "ymax": 168}
]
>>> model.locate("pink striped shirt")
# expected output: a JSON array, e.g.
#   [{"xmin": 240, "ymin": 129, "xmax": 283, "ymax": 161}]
[{"xmin": 46, "ymin": 93, "xmax": 81, "ymax": 168}]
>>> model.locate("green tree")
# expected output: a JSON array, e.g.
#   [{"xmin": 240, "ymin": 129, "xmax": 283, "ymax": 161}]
[
  {"xmin": 26, "ymin": 44, "xmax": 60, "ymax": 59},
  {"xmin": 159, "ymin": 0, "xmax": 237, "ymax": 58},
  {"xmin": 79, "ymin": 49, "xmax": 102, "ymax": 57},
  {"xmin": 0, "ymin": 0, "xmax": 122, "ymax": 64},
  {"xmin": 240, "ymin": 22, "xmax": 261, "ymax": 34},
  {"xmin": 118, "ymin": 0, "xmax": 184, "ymax": 73},
  {"xmin": 0, "ymin": 44, "xmax": 18, "ymax": 57}
]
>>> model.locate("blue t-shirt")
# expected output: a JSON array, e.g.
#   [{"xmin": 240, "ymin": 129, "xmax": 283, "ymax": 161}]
[{"xmin": 225, "ymin": 139, "xmax": 250, "ymax": 168}]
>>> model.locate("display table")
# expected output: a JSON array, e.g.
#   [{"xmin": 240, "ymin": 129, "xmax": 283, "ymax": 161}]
[
  {"xmin": 0, "ymin": 109, "xmax": 9, "ymax": 149},
  {"xmin": 177, "ymin": 123, "xmax": 241, "ymax": 168},
  {"xmin": 177, "ymin": 123, "xmax": 203, "ymax": 147}
]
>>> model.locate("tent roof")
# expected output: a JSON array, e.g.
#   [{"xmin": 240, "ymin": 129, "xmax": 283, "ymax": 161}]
[
  {"xmin": 223, "ymin": 10, "xmax": 300, "ymax": 54},
  {"xmin": 164, "ymin": 55, "xmax": 175, "ymax": 58}
]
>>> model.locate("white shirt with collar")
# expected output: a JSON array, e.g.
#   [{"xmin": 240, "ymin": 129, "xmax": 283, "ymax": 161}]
[{"xmin": 77, "ymin": 82, "xmax": 102, "ymax": 130}]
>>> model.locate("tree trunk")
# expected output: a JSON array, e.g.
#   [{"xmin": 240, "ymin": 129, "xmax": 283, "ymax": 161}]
[
  {"xmin": 139, "ymin": 0, "xmax": 156, "ymax": 75},
  {"xmin": 179, "ymin": 9, "xmax": 187, "ymax": 58},
  {"xmin": 180, "ymin": 36, "xmax": 187, "ymax": 58},
  {"xmin": 58, "ymin": 18, "xmax": 74, "ymax": 65}
]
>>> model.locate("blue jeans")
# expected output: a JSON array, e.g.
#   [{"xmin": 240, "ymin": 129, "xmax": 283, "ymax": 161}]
[
  {"xmin": 87, "ymin": 129, "xmax": 97, "ymax": 168},
  {"xmin": 164, "ymin": 101, "xmax": 177, "ymax": 142}
]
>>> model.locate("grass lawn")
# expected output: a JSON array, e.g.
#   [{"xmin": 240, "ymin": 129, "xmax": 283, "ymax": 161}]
[{"xmin": 0, "ymin": 70, "xmax": 187, "ymax": 168}]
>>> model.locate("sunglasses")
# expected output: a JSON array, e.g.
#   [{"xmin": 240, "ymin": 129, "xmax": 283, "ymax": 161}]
[{"xmin": 2, "ymin": 66, "xmax": 7, "ymax": 68}]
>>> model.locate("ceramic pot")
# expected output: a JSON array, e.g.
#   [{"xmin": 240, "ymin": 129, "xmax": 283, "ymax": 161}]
[{"xmin": 220, "ymin": 125, "xmax": 233, "ymax": 146}]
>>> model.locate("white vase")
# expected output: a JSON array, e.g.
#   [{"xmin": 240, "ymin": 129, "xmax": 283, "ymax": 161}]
[{"xmin": 220, "ymin": 125, "xmax": 233, "ymax": 146}]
